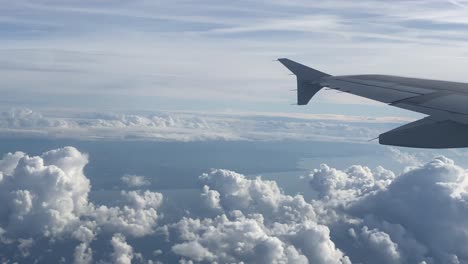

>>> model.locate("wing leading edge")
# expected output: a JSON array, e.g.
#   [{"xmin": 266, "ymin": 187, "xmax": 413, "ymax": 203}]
[{"xmin": 278, "ymin": 58, "xmax": 468, "ymax": 148}]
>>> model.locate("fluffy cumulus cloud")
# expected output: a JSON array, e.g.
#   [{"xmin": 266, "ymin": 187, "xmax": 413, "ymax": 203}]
[
  {"xmin": 169, "ymin": 156, "xmax": 468, "ymax": 264},
  {"xmin": 74, "ymin": 242, "xmax": 93, "ymax": 264},
  {"xmin": 308, "ymin": 164, "xmax": 396, "ymax": 224},
  {"xmin": 0, "ymin": 108, "xmax": 398, "ymax": 142},
  {"xmin": 349, "ymin": 226, "xmax": 402, "ymax": 264},
  {"xmin": 0, "ymin": 147, "xmax": 163, "ymax": 263},
  {"xmin": 110, "ymin": 233, "xmax": 134, "ymax": 264},
  {"xmin": 169, "ymin": 169, "xmax": 351, "ymax": 264},
  {"xmin": 2, "ymin": 145, "xmax": 468, "ymax": 263},
  {"xmin": 305, "ymin": 156, "xmax": 468, "ymax": 264},
  {"xmin": 0, "ymin": 147, "xmax": 91, "ymax": 238},
  {"xmin": 347, "ymin": 157, "xmax": 468, "ymax": 263}
]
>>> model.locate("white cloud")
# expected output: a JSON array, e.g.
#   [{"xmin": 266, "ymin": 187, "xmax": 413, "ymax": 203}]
[
  {"xmin": 0, "ymin": 108, "xmax": 63, "ymax": 128},
  {"xmin": 110, "ymin": 233, "xmax": 134, "ymax": 264},
  {"xmin": 352, "ymin": 226, "xmax": 402, "ymax": 264},
  {"xmin": 0, "ymin": 108, "xmax": 399, "ymax": 143},
  {"xmin": 184, "ymin": 159, "xmax": 468, "ymax": 262},
  {"xmin": 303, "ymin": 156, "xmax": 468, "ymax": 263},
  {"xmin": 3, "ymin": 144, "xmax": 468, "ymax": 263},
  {"xmin": 73, "ymin": 242, "xmax": 93, "ymax": 264},
  {"xmin": 346, "ymin": 156, "xmax": 468, "ymax": 263},
  {"xmin": 171, "ymin": 213, "xmax": 335, "ymax": 264},
  {"xmin": 91, "ymin": 190, "xmax": 163, "ymax": 237},
  {"xmin": 172, "ymin": 240, "xmax": 215, "ymax": 262},
  {"xmin": 0, "ymin": 147, "xmax": 163, "ymax": 262},
  {"xmin": 308, "ymin": 163, "xmax": 395, "ymax": 224},
  {"xmin": 121, "ymin": 175, "xmax": 150, "ymax": 188},
  {"xmin": 200, "ymin": 185, "xmax": 221, "ymax": 210},
  {"xmin": 0, "ymin": 146, "xmax": 91, "ymax": 237},
  {"xmin": 169, "ymin": 169, "xmax": 351, "ymax": 264},
  {"xmin": 199, "ymin": 169, "xmax": 317, "ymax": 223}
]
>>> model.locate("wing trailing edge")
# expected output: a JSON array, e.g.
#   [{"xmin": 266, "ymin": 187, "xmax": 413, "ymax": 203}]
[
  {"xmin": 278, "ymin": 58, "xmax": 468, "ymax": 148},
  {"xmin": 379, "ymin": 117, "xmax": 468, "ymax": 148}
]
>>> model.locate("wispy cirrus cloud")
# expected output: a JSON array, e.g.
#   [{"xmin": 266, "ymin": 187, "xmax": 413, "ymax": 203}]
[{"xmin": 2, "ymin": 0, "xmax": 468, "ymax": 113}]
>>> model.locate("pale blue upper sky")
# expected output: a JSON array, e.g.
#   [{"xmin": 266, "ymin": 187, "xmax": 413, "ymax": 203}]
[{"xmin": 2, "ymin": 0, "xmax": 468, "ymax": 118}]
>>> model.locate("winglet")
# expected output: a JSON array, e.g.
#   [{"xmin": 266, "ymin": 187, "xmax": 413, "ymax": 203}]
[
  {"xmin": 278, "ymin": 58, "xmax": 330, "ymax": 80},
  {"xmin": 278, "ymin": 58, "xmax": 331, "ymax": 105}
]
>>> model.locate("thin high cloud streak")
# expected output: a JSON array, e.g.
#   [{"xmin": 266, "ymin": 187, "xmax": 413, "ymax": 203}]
[
  {"xmin": 1, "ymin": 147, "xmax": 468, "ymax": 263},
  {"xmin": 3, "ymin": 1, "xmax": 468, "ymax": 112},
  {"xmin": 12, "ymin": 1, "xmax": 468, "ymax": 31},
  {"xmin": 0, "ymin": 108, "xmax": 405, "ymax": 143},
  {"xmin": 10, "ymin": 0, "xmax": 468, "ymax": 46}
]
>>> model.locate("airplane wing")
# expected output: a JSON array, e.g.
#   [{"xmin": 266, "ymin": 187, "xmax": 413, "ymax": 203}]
[{"xmin": 278, "ymin": 58, "xmax": 468, "ymax": 148}]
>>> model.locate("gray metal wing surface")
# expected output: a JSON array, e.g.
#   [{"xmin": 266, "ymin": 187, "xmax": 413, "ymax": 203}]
[{"xmin": 278, "ymin": 58, "xmax": 468, "ymax": 148}]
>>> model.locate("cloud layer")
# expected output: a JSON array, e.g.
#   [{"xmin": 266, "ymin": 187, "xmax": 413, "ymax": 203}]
[
  {"xmin": 0, "ymin": 108, "xmax": 402, "ymax": 143},
  {"xmin": 167, "ymin": 155, "xmax": 468, "ymax": 264},
  {"xmin": 306, "ymin": 156, "xmax": 468, "ymax": 264},
  {"xmin": 169, "ymin": 169, "xmax": 351, "ymax": 264},
  {"xmin": 1, "ymin": 146, "xmax": 468, "ymax": 263},
  {"xmin": 0, "ymin": 147, "xmax": 163, "ymax": 263}
]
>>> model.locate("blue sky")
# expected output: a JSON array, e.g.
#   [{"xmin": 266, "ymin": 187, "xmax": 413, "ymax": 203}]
[{"xmin": 3, "ymin": 0, "xmax": 468, "ymax": 119}]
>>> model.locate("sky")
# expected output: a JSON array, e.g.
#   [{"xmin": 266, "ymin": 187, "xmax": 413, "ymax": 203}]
[
  {"xmin": 3, "ymin": 1, "xmax": 468, "ymax": 264},
  {"xmin": 3, "ymin": 0, "xmax": 468, "ymax": 116}
]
